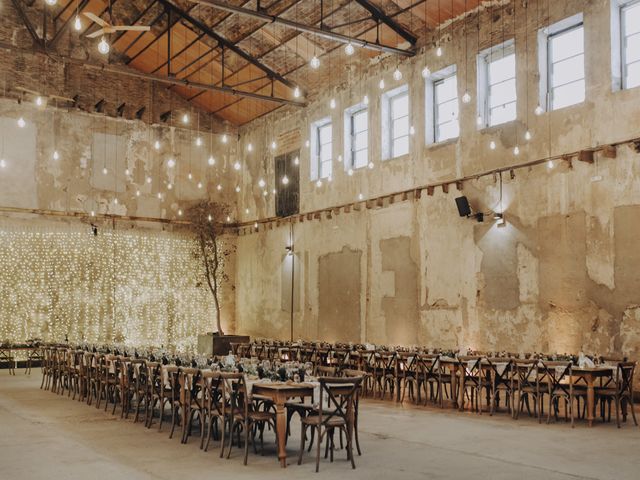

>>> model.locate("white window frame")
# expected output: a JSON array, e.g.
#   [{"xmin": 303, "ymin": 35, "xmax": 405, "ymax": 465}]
[
  {"xmin": 343, "ymin": 103, "xmax": 368, "ymax": 170},
  {"xmin": 611, "ymin": 0, "xmax": 640, "ymax": 90},
  {"xmin": 309, "ymin": 117, "xmax": 332, "ymax": 180},
  {"xmin": 537, "ymin": 13, "xmax": 585, "ymax": 112},
  {"xmin": 381, "ymin": 84, "xmax": 410, "ymax": 160},
  {"xmin": 425, "ymin": 65, "xmax": 459, "ymax": 144},
  {"xmin": 476, "ymin": 39, "xmax": 516, "ymax": 128}
]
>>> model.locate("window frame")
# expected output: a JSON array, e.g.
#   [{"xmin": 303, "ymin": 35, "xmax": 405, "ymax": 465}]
[
  {"xmin": 621, "ymin": 0, "xmax": 640, "ymax": 89},
  {"xmin": 537, "ymin": 13, "xmax": 585, "ymax": 112},
  {"xmin": 427, "ymin": 65, "xmax": 459, "ymax": 144},
  {"xmin": 310, "ymin": 117, "xmax": 332, "ymax": 181},
  {"xmin": 476, "ymin": 39, "xmax": 516, "ymax": 128},
  {"xmin": 381, "ymin": 84, "xmax": 410, "ymax": 160},
  {"xmin": 344, "ymin": 103, "xmax": 369, "ymax": 170}
]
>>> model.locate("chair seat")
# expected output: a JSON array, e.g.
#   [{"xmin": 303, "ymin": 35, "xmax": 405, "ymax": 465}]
[
  {"xmin": 595, "ymin": 388, "xmax": 618, "ymax": 396},
  {"xmin": 301, "ymin": 415, "xmax": 346, "ymax": 427}
]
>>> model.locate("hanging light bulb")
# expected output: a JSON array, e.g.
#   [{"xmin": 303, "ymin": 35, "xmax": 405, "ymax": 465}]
[
  {"xmin": 393, "ymin": 68, "xmax": 403, "ymax": 81},
  {"xmin": 462, "ymin": 92, "xmax": 471, "ymax": 104},
  {"xmin": 547, "ymin": 160, "xmax": 554, "ymax": 169},
  {"xmin": 90, "ymin": 210, "xmax": 95, "ymax": 217},
  {"xmin": 154, "ymin": 140, "xmax": 160, "ymax": 150},
  {"xmin": 208, "ymin": 155, "xmax": 215, "ymax": 166},
  {"xmin": 409, "ymin": 126, "xmax": 415, "ymax": 136},
  {"xmin": 167, "ymin": 158, "xmax": 176, "ymax": 168},
  {"xmin": 272, "ymin": 188, "xmax": 277, "ymax": 194},
  {"xmin": 52, "ymin": 150, "xmax": 59, "ymax": 161},
  {"xmin": 17, "ymin": 117, "xmax": 25, "ymax": 128},
  {"xmin": 102, "ymin": 167, "xmax": 108, "ymax": 175},
  {"xmin": 74, "ymin": 15, "xmax": 82, "ymax": 31},
  {"xmin": 525, "ymin": 130, "xmax": 532, "ymax": 141},
  {"xmin": 293, "ymin": 86, "xmax": 301, "ymax": 98},
  {"xmin": 271, "ymin": 140, "xmax": 277, "ymax": 150},
  {"xmin": 233, "ymin": 161, "xmax": 241, "ymax": 171},
  {"xmin": 226, "ymin": 215, "xmax": 231, "ymax": 223},
  {"xmin": 247, "ymin": 143, "xmax": 253, "ymax": 152},
  {"xmin": 216, "ymin": 184, "xmax": 222, "ymax": 191},
  {"xmin": 157, "ymin": 192, "xmax": 162, "ymax": 199},
  {"xmin": 358, "ymin": 193, "xmax": 364, "ymax": 200},
  {"xmin": 513, "ymin": 145, "xmax": 520, "ymax": 155},
  {"xmin": 329, "ymin": 98, "xmax": 336, "ymax": 109},
  {"xmin": 535, "ymin": 104, "xmax": 544, "ymax": 116},
  {"xmin": 489, "ymin": 140, "xmax": 496, "ymax": 150},
  {"xmin": 197, "ymin": 181, "xmax": 203, "ymax": 189},
  {"xmin": 178, "ymin": 209, "xmax": 183, "ymax": 216},
  {"xmin": 222, "ymin": 134, "xmax": 228, "ymax": 143},
  {"xmin": 0, "ymin": 159, "xmax": 6, "ymax": 168},
  {"xmin": 167, "ymin": 183, "xmax": 173, "ymax": 190},
  {"xmin": 136, "ymin": 190, "xmax": 140, "ymax": 197},
  {"xmin": 254, "ymin": 222, "xmax": 258, "ymax": 229},
  {"xmin": 310, "ymin": 55, "xmax": 320, "ymax": 69},
  {"xmin": 421, "ymin": 66, "xmax": 431, "ymax": 78},
  {"xmin": 344, "ymin": 42, "xmax": 355, "ymax": 56},
  {"xmin": 476, "ymin": 115, "xmax": 483, "ymax": 127},
  {"xmin": 368, "ymin": 162, "xmax": 374, "ymax": 169},
  {"xmin": 305, "ymin": 140, "xmax": 310, "ymax": 148},
  {"xmin": 245, "ymin": 208, "xmax": 249, "ymax": 214},
  {"xmin": 258, "ymin": 178, "xmax": 266, "ymax": 188},
  {"xmin": 316, "ymin": 179, "xmax": 322, "ymax": 188},
  {"xmin": 379, "ymin": 79, "xmax": 385, "ymax": 90},
  {"xmin": 282, "ymin": 175, "xmax": 289, "ymax": 185},
  {"xmin": 196, "ymin": 136, "xmax": 202, "ymax": 146},
  {"xmin": 125, "ymin": 168, "xmax": 130, "ymax": 176},
  {"xmin": 363, "ymin": 95, "xmax": 369, "ymax": 105},
  {"xmin": 436, "ymin": 45, "xmax": 443, "ymax": 57},
  {"xmin": 293, "ymin": 156, "xmax": 299, "ymax": 165},
  {"xmin": 146, "ymin": 176, "xmax": 152, "ymax": 184},
  {"xmin": 182, "ymin": 113, "xmax": 189, "ymax": 124},
  {"xmin": 35, "ymin": 96, "xmax": 43, "ymax": 106},
  {"xmin": 45, "ymin": 0, "xmax": 57, "ymax": 6},
  {"xmin": 208, "ymin": 214, "xmax": 212, "ymax": 222},
  {"xmin": 235, "ymin": 185, "xmax": 240, "ymax": 192},
  {"xmin": 114, "ymin": 198, "xmax": 118, "ymax": 205},
  {"xmin": 348, "ymin": 168, "xmax": 354, "ymax": 176},
  {"xmin": 262, "ymin": 190, "xmax": 268, "ymax": 196},
  {"xmin": 98, "ymin": 36, "xmax": 110, "ymax": 55},
  {"xmin": 188, "ymin": 172, "xmax": 193, "ymax": 180}
]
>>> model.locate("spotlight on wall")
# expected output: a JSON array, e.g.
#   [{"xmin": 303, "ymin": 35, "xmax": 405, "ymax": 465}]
[
  {"xmin": 493, "ymin": 212, "xmax": 506, "ymax": 228},
  {"xmin": 455, "ymin": 196, "xmax": 484, "ymax": 222}
]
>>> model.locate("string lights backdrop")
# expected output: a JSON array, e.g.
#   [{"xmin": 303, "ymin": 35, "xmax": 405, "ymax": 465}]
[{"xmin": 0, "ymin": 219, "xmax": 235, "ymax": 352}]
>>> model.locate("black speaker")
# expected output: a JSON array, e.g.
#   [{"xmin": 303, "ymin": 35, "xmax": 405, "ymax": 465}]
[{"xmin": 455, "ymin": 196, "xmax": 471, "ymax": 217}]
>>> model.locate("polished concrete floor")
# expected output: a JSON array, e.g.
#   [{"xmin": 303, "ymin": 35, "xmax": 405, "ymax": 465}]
[{"xmin": 0, "ymin": 374, "xmax": 638, "ymax": 479}]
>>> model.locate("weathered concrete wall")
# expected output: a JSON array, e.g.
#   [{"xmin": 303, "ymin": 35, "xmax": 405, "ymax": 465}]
[{"xmin": 234, "ymin": 0, "xmax": 640, "ymax": 366}]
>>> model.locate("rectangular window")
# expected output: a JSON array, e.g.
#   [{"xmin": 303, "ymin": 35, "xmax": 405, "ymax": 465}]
[
  {"xmin": 389, "ymin": 89, "xmax": 409, "ymax": 157},
  {"xmin": 538, "ymin": 14, "xmax": 584, "ymax": 111},
  {"xmin": 477, "ymin": 41, "xmax": 516, "ymax": 127},
  {"xmin": 433, "ymin": 73, "xmax": 459, "ymax": 142},
  {"xmin": 317, "ymin": 121, "xmax": 332, "ymax": 179},
  {"xmin": 622, "ymin": 1, "xmax": 640, "ymax": 89},
  {"xmin": 548, "ymin": 23, "xmax": 585, "ymax": 109},
  {"xmin": 347, "ymin": 106, "xmax": 368, "ymax": 169}
]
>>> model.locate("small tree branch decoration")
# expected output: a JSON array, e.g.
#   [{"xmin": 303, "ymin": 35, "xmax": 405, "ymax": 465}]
[{"xmin": 186, "ymin": 201, "xmax": 231, "ymax": 336}]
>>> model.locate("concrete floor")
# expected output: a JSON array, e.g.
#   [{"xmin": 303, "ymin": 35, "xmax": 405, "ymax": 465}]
[{"xmin": 0, "ymin": 374, "xmax": 638, "ymax": 480}]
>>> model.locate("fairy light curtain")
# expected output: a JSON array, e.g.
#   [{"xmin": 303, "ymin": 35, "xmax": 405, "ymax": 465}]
[{"xmin": 0, "ymin": 220, "xmax": 229, "ymax": 352}]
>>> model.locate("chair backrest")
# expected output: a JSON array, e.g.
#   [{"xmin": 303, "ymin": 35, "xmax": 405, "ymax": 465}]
[
  {"xmin": 538, "ymin": 361, "xmax": 573, "ymax": 394},
  {"xmin": 200, "ymin": 370, "xmax": 224, "ymax": 415},
  {"xmin": 315, "ymin": 365, "xmax": 337, "ymax": 377},
  {"xmin": 220, "ymin": 372, "xmax": 246, "ymax": 417},
  {"xmin": 616, "ymin": 361, "xmax": 636, "ymax": 396},
  {"xmin": 317, "ymin": 376, "xmax": 363, "ymax": 425}
]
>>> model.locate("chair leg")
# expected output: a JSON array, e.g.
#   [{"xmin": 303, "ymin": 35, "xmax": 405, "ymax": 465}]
[
  {"xmin": 297, "ymin": 424, "xmax": 306, "ymax": 465},
  {"xmin": 315, "ymin": 427, "xmax": 322, "ymax": 473}
]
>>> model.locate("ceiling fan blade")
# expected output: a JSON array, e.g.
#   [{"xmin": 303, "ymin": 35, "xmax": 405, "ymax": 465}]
[
  {"xmin": 113, "ymin": 26, "xmax": 151, "ymax": 32},
  {"xmin": 86, "ymin": 29, "xmax": 105, "ymax": 39},
  {"xmin": 84, "ymin": 12, "xmax": 110, "ymax": 28}
]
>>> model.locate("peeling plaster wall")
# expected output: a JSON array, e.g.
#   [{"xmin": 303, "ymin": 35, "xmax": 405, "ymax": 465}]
[{"xmin": 234, "ymin": 0, "xmax": 640, "ymax": 372}]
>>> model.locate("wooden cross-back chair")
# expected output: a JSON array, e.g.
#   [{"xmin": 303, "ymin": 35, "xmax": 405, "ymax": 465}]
[
  {"xmin": 538, "ymin": 361, "xmax": 583, "ymax": 427},
  {"xmin": 297, "ymin": 376, "xmax": 363, "ymax": 472},
  {"xmin": 596, "ymin": 361, "xmax": 638, "ymax": 427},
  {"xmin": 514, "ymin": 360, "xmax": 544, "ymax": 422},
  {"xmin": 484, "ymin": 358, "xmax": 514, "ymax": 416},
  {"xmin": 200, "ymin": 370, "xmax": 226, "ymax": 455}
]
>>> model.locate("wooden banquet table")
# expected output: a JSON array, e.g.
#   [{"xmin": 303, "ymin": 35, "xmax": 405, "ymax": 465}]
[{"xmin": 252, "ymin": 382, "xmax": 354, "ymax": 468}]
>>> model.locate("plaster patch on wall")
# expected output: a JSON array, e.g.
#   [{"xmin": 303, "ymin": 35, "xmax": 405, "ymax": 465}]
[
  {"xmin": 318, "ymin": 246, "xmax": 361, "ymax": 342},
  {"xmin": 517, "ymin": 243, "xmax": 539, "ymax": 303},
  {"xmin": 0, "ymin": 116, "xmax": 37, "ymax": 209}
]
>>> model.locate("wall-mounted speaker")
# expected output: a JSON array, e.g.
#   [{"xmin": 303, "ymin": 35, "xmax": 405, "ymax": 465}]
[{"xmin": 455, "ymin": 196, "xmax": 471, "ymax": 217}]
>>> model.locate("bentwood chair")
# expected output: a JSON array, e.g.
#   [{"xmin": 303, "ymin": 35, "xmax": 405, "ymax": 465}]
[
  {"xmin": 177, "ymin": 368, "xmax": 203, "ymax": 444},
  {"xmin": 596, "ymin": 362, "xmax": 638, "ymax": 427},
  {"xmin": 539, "ymin": 361, "xmax": 583, "ymax": 427},
  {"xmin": 297, "ymin": 376, "xmax": 363, "ymax": 472},
  {"xmin": 486, "ymin": 358, "xmax": 514, "ymax": 416},
  {"xmin": 397, "ymin": 353, "xmax": 419, "ymax": 403},
  {"xmin": 515, "ymin": 360, "xmax": 544, "ymax": 422},
  {"xmin": 225, "ymin": 373, "xmax": 277, "ymax": 465},
  {"xmin": 201, "ymin": 371, "xmax": 225, "ymax": 454},
  {"xmin": 341, "ymin": 369, "xmax": 366, "ymax": 456},
  {"xmin": 160, "ymin": 366, "xmax": 179, "ymax": 433},
  {"xmin": 144, "ymin": 361, "xmax": 162, "ymax": 428}
]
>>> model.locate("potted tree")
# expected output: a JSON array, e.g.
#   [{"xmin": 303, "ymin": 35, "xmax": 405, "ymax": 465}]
[{"xmin": 186, "ymin": 201, "xmax": 247, "ymax": 355}]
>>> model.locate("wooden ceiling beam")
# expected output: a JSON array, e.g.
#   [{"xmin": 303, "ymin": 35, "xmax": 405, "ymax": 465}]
[{"xmin": 353, "ymin": 0, "xmax": 417, "ymax": 45}]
